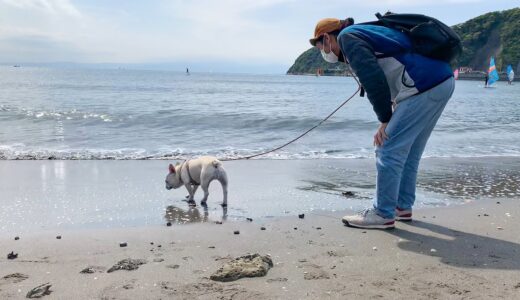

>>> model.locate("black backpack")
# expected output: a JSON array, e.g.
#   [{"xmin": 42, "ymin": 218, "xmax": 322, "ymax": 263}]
[{"xmin": 362, "ymin": 12, "xmax": 462, "ymax": 63}]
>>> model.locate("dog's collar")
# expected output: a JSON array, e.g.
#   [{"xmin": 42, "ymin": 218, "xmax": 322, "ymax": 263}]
[{"xmin": 180, "ymin": 160, "xmax": 199, "ymax": 186}]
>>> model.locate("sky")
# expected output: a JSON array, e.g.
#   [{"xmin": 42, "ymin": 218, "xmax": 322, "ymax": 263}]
[{"xmin": 0, "ymin": 0, "xmax": 518, "ymax": 73}]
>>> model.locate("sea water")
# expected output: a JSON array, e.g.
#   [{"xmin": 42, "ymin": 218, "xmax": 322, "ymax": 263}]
[{"xmin": 1, "ymin": 66, "xmax": 519, "ymax": 160}]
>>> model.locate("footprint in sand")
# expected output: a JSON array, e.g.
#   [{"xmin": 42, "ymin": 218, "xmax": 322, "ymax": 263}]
[
  {"xmin": 302, "ymin": 263, "xmax": 330, "ymax": 280},
  {"xmin": 159, "ymin": 281, "xmax": 266, "ymax": 299},
  {"xmin": 1, "ymin": 273, "xmax": 29, "ymax": 284}
]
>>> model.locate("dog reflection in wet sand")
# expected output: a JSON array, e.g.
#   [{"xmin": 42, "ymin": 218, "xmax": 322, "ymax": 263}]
[
  {"xmin": 165, "ymin": 156, "xmax": 229, "ymax": 207},
  {"xmin": 165, "ymin": 205, "xmax": 227, "ymax": 224}
]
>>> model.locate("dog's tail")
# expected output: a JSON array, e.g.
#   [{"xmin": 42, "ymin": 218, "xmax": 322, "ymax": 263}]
[{"xmin": 212, "ymin": 159, "xmax": 222, "ymax": 168}]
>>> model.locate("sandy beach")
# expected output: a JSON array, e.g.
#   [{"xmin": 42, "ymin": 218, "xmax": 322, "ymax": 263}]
[
  {"xmin": 1, "ymin": 198, "xmax": 519, "ymax": 299},
  {"xmin": 1, "ymin": 158, "xmax": 519, "ymax": 299}
]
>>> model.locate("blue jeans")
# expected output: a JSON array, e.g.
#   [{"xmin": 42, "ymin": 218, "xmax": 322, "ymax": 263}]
[{"xmin": 374, "ymin": 77, "xmax": 455, "ymax": 218}]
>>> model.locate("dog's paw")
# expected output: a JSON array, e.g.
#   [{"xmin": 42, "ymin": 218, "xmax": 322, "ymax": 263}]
[{"xmin": 187, "ymin": 200, "xmax": 196, "ymax": 207}]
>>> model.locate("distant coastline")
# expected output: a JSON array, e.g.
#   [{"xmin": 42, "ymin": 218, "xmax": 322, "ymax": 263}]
[{"xmin": 287, "ymin": 71, "xmax": 518, "ymax": 82}]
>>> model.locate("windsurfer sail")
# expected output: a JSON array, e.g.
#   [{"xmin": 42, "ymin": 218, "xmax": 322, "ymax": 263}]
[
  {"xmin": 506, "ymin": 65, "xmax": 515, "ymax": 84},
  {"xmin": 486, "ymin": 57, "xmax": 499, "ymax": 87}
]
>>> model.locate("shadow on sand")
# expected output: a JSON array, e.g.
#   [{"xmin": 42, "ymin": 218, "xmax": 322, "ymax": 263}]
[{"xmin": 388, "ymin": 220, "xmax": 520, "ymax": 270}]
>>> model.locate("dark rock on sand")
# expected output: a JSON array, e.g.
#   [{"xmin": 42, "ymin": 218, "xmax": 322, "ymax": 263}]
[
  {"xmin": 246, "ymin": 218, "xmax": 253, "ymax": 222},
  {"xmin": 26, "ymin": 283, "xmax": 52, "ymax": 298},
  {"xmin": 107, "ymin": 258, "xmax": 147, "ymax": 273},
  {"xmin": 260, "ymin": 227, "xmax": 266, "ymax": 230},
  {"xmin": 7, "ymin": 251, "xmax": 18, "ymax": 260},
  {"xmin": 56, "ymin": 235, "xmax": 61, "ymax": 240},
  {"xmin": 234, "ymin": 230, "xmax": 240, "ymax": 235},
  {"xmin": 166, "ymin": 222, "xmax": 172, "ymax": 227},
  {"xmin": 119, "ymin": 242, "xmax": 127, "ymax": 247},
  {"xmin": 298, "ymin": 214, "xmax": 305, "ymax": 219},
  {"xmin": 14, "ymin": 236, "xmax": 20, "ymax": 240},
  {"xmin": 210, "ymin": 254, "xmax": 273, "ymax": 282},
  {"xmin": 342, "ymin": 191, "xmax": 356, "ymax": 197},
  {"xmin": 80, "ymin": 266, "xmax": 104, "ymax": 274}
]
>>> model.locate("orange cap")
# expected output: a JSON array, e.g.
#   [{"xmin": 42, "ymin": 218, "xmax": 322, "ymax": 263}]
[{"xmin": 309, "ymin": 18, "xmax": 342, "ymax": 46}]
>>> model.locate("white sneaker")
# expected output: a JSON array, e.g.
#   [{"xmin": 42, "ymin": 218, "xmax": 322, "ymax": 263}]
[{"xmin": 342, "ymin": 208, "xmax": 395, "ymax": 229}]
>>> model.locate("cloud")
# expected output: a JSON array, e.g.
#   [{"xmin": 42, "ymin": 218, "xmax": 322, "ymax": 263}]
[
  {"xmin": 0, "ymin": 0, "xmax": 516, "ymax": 71},
  {"xmin": 1, "ymin": 0, "xmax": 81, "ymax": 17}
]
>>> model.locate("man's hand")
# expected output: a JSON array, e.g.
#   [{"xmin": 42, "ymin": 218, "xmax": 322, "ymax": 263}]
[{"xmin": 374, "ymin": 122, "xmax": 388, "ymax": 147}]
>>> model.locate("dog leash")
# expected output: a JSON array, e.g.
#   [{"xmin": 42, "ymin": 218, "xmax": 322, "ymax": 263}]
[{"xmin": 222, "ymin": 86, "xmax": 360, "ymax": 161}]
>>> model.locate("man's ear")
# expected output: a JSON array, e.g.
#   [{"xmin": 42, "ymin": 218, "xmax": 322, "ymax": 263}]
[{"xmin": 169, "ymin": 164, "xmax": 175, "ymax": 173}]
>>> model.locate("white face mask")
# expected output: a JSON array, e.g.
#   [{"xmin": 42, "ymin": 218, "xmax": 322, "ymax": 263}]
[{"xmin": 320, "ymin": 37, "xmax": 338, "ymax": 63}]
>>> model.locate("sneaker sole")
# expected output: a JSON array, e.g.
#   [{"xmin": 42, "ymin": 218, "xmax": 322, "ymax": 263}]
[
  {"xmin": 342, "ymin": 218, "xmax": 395, "ymax": 230},
  {"xmin": 395, "ymin": 216, "xmax": 412, "ymax": 222}
]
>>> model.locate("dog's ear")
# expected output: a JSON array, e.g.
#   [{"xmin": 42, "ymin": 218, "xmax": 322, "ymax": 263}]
[{"xmin": 168, "ymin": 164, "xmax": 175, "ymax": 173}]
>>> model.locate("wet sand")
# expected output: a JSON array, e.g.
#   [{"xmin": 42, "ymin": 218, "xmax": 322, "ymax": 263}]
[
  {"xmin": 1, "ymin": 198, "xmax": 519, "ymax": 299},
  {"xmin": 1, "ymin": 157, "xmax": 519, "ymax": 233}
]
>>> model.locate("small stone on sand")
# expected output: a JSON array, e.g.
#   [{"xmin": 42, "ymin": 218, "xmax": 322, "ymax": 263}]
[
  {"xmin": 153, "ymin": 258, "xmax": 165, "ymax": 262},
  {"xmin": 166, "ymin": 222, "xmax": 172, "ymax": 227},
  {"xmin": 119, "ymin": 242, "xmax": 128, "ymax": 247},
  {"xmin": 26, "ymin": 283, "xmax": 52, "ymax": 298},
  {"xmin": 216, "ymin": 221, "xmax": 223, "ymax": 225},
  {"xmin": 430, "ymin": 249, "xmax": 437, "ymax": 253},
  {"xmin": 342, "ymin": 191, "xmax": 355, "ymax": 197},
  {"xmin": 246, "ymin": 218, "xmax": 253, "ymax": 222},
  {"xmin": 56, "ymin": 235, "xmax": 61, "ymax": 240},
  {"xmin": 298, "ymin": 214, "xmax": 305, "ymax": 219},
  {"xmin": 234, "ymin": 230, "xmax": 240, "ymax": 235},
  {"xmin": 14, "ymin": 236, "xmax": 19, "ymax": 240},
  {"xmin": 80, "ymin": 266, "xmax": 104, "ymax": 274},
  {"xmin": 7, "ymin": 251, "xmax": 18, "ymax": 260},
  {"xmin": 260, "ymin": 227, "xmax": 266, "ymax": 230},
  {"xmin": 210, "ymin": 254, "xmax": 273, "ymax": 282},
  {"xmin": 372, "ymin": 247, "xmax": 377, "ymax": 251}
]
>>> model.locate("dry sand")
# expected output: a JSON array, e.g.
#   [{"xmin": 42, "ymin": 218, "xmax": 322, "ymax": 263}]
[{"xmin": 1, "ymin": 198, "xmax": 519, "ymax": 299}]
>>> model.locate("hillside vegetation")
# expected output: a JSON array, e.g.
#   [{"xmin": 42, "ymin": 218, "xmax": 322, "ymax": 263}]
[{"xmin": 288, "ymin": 8, "xmax": 520, "ymax": 75}]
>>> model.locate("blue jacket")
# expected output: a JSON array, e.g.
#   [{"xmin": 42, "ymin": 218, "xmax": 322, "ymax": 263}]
[{"xmin": 338, "ymin": 24, "xmax": 453, "ymax": 123}]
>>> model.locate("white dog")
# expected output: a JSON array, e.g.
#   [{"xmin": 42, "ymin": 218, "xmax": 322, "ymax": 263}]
[{"xmin": 165, "ymin": 156, "xmax": 228, "ymax": 206}]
